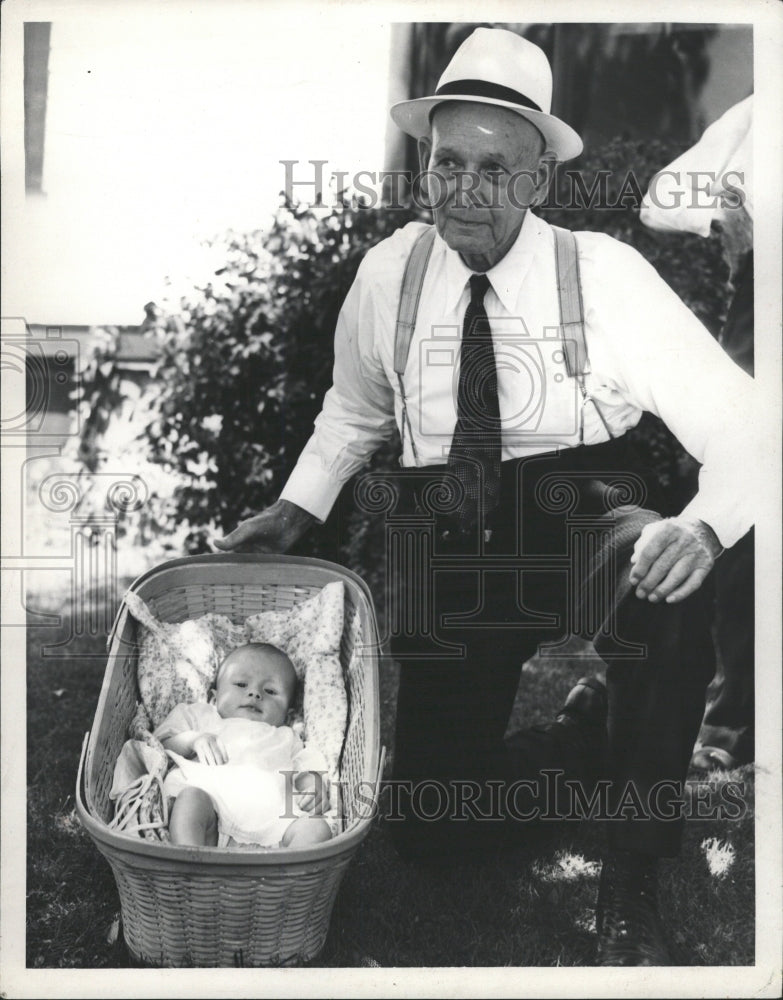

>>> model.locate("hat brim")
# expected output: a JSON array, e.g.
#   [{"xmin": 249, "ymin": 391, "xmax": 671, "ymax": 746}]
[{"xmin": 390, "ymin": 95, "xmax": 583, "ymax": 162}]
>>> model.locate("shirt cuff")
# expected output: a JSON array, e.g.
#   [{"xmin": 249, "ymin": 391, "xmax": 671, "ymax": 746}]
[
  {"xmin": 639, "ymin": 199, "xmax": 713, "ymax": 239},
  {"xmin": 680, "ymin": 495, "xmax": 751, "ymax": 551},
  {"xmin": 279, "ymin": 455, "xmax": 345, "ymax": 523}
]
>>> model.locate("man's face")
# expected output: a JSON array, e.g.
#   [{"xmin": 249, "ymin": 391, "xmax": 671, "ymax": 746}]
[
  {"xmin": 418, "ymin": 102, "xmax": 548, "ymax": 270},
  {"xmin": 214, "ymin": 645, "xmax": 296, "ymax": 727}
]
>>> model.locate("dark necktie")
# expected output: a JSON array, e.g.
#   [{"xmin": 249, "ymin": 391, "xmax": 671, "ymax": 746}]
[{"xmin": 445, "ymin": 273, "xmax": 502, "ymax": 533}]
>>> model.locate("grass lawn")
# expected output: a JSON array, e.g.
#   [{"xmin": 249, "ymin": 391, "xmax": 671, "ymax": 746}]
[{"xmin": 26, "ymin": 598, "xmax": 755, "ymax": 969}]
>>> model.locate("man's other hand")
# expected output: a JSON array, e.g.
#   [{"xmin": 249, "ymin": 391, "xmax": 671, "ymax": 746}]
[
  {"xmin": 213, "ymin": 499, "xmax": 317, "ymax": 554},
  {"xmin": 629, "ymin": 516, "xmax": 722, "ymax": 604}
]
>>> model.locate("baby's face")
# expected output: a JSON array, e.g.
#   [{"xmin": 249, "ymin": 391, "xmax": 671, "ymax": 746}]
[{"xmin": 214, "ymin": 646, "xmax": 296, "ymax": 727}]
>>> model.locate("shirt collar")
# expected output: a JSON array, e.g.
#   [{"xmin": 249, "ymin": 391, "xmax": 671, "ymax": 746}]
[{"xmin": 439, "ymin": 210, "xmax": 543, "ymax": 315}]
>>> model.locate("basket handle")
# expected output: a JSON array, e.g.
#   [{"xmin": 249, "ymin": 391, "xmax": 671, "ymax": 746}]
[
  {"xmin": 75, "ymin": 730, "xmax": 90, "ymax": 819},
  {"xmin": 106, "ymin": 601, "xmax": 130, "ymax": 652},
  {"xmin": 375, "ymin": 745, "xmax": 387, "ymax": 789}
]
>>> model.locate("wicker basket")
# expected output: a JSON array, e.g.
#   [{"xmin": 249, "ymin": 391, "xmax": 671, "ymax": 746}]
[{"xmin": 76, "ymin": 553, "xmax": 383, "ymax": 967}]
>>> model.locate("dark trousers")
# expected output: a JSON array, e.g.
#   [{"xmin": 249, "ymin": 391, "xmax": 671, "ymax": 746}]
[
  {"xmin": 383, "ymin": 440, "xmax": 714, "ymax": 862},
  {"xmin": 698, "ymin": 250, "xmax": 754, "ymax": 761},
  {"xmin": 700, "ymin": 527, "xmax": 754, "ymax": 761}
]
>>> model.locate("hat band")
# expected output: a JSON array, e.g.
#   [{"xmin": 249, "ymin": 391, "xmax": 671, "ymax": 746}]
[{"xmin": 434, "ymin": 78, "xmax": 542, "ymax": 114}]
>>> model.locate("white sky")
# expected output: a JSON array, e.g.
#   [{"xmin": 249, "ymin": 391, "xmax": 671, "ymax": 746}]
[{"xmin": 4, "ymin": 4, "xmax": 391, "ymax": 325}]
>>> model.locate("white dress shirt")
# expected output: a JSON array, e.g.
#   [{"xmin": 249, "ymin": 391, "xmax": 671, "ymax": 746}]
[
  {"xmin": 640, "ymin": 95, "xmax": 753, "ymax": 237},
  {"xmin": 280, "ymin": 211, "xmax": 759, "ymax": 548}
]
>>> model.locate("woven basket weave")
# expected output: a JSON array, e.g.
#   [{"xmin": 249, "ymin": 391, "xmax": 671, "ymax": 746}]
[{"xmin": 76, "ymin": 553, "xmax": 382, "ymax": 967}]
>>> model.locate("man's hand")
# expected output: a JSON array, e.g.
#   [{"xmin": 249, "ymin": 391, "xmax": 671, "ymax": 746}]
[
  {"xmin": 294, "ymin": 771, "xmax": 329, "ymax": 815},
  {"xmin": 191, "ymin": 733, "xmax": 228, "ymax": 766},
  {"xmin": 629, "ymin": 516, "xmax": 722, "ymax": 604},
  {"xmin": 712, "ymin": 200, "xmax": 753, "ymax": 280},
  {"xmin": 214, "ymin": 499, "xmax": 317, "ymax": 554}
]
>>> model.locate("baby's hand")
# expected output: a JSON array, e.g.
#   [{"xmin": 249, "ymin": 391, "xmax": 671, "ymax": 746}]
[
  {"xmin": 192, "ymin": 733, "xmax": 228, "ymax": 766},
  {"xmin": 294, "ymin": 771, "xmax": 329, "ymax": 815}
]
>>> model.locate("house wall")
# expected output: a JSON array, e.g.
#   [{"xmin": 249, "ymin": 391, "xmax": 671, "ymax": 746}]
[{"xmin": 6, "ymin": 9, "xmax": 392, "ymax": 329}]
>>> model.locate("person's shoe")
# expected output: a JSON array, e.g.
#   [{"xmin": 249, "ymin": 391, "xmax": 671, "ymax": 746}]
[
  {"xmin": 519, "ymin": 676, "xmax": 608, "ymax": 782},
  {"xmin": 555, "ymin": 676, "xmax": 607, "ymax": 729},
  {"xmin": 552, "ymin": 676, "xmax": 608, "ymax": 778},
  {"xmin": 690, "ymin": 745, "xmax": 740, "ymax": 771},
  {"xmin": 595, "ymin": 849, "xmax": 674, "ymax": 966}
]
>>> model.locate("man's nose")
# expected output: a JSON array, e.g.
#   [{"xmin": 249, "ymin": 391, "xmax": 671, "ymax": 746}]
[{"xmin": 450, "ymin": 169, "xmax": 491, "ymax": 209}]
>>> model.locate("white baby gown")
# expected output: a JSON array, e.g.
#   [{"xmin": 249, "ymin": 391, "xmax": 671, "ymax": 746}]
[{"xmin": 154, "ymin": 702, "xmax": 329, "ymax": 847}]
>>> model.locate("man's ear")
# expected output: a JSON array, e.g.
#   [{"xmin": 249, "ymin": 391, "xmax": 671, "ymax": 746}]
[
  {"xmin": 417, "ymin": 136, "xmax": 433, "ymax": 205},
  {"xmin": 529, "ymin": 152, "xmax": 557, "ymax": 208}
]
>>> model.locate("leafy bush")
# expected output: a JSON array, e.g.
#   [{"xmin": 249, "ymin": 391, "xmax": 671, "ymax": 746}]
[
  {"xmin": 76, "ymin": 200, "xmax": 420, "ymax": 585},
  {"xmin": 77, "ymin": 137, "xmax": 731, "ymax": 576}
]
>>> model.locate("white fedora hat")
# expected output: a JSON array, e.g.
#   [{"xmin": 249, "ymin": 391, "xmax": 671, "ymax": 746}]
[{"xmin": 390, "ymin": 27, "xmax": 583, "ymax": 161}]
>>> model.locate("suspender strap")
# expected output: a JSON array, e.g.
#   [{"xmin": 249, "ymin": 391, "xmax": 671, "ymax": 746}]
[
  {"xmin": 394, "ymin": 225, "xmax": 436, "ymax": 465},
  {"xmin": 552, "ymin": 225, "xmax": 588, "ymax": 378},
  {"xmin": 552, "ymin": 225, "xmax": 615, "ymax": 441},
  {"xmin": 394, "ymin": 225, "xmax": 437, "ymax": 374}
]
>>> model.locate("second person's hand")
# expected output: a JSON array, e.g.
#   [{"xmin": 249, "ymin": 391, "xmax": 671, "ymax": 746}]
[{"xmin": 213, "ymin": 499, "xmax": 317, "ymax": 554}]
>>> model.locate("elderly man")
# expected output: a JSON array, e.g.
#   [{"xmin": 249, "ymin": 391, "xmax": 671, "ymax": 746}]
[{"xmin": 217, "ymin": 28, "xmax": 758, "ymax": 965}]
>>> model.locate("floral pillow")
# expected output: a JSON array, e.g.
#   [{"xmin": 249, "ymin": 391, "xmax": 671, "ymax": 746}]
[{"xmin": 124, "ymin": 591, "xmax": 241, "ymax": 728}]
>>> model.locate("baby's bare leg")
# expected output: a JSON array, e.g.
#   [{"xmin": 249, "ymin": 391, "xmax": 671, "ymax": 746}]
[
  {"xmin": 169, "ymin": 786, "xmax": 218, "ymax": 846},
  {"xmin": 281, "ymin": 816, "xmax": 331, "ymax": 848}
]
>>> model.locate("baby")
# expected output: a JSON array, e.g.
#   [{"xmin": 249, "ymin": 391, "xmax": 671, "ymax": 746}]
[{"xmin": 154, "ymin": 642, "xmax": 332, "ymax": 848}]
